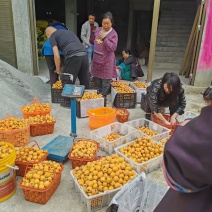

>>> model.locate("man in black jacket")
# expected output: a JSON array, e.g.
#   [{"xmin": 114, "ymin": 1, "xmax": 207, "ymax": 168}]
[{"xmin": 45, "ymin": 26, "xmax": 90, "ymax": 89}]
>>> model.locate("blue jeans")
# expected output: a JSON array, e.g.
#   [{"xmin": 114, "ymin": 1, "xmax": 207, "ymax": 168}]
[{"xmin": 87, "ymin": 45, "xmax": 94, "ymax": 63}]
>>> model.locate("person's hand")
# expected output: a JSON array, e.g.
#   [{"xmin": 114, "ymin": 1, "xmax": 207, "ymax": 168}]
[
  {"xmin": 170, "ymin": 116, "xmax": 177, "ymax": 124},
  {"xmin": 56, "ymin": 70, "xmax": 62, "ymax": 75},
  {"xmin": 179, "ymin": 120, "xmax": 190, "ymax": 126},
  {"xmin": 164, "ymin": 120, "xmax": 171, "ymax": 125},
  {"xmin": 99, "ymin": 30, "xmax": 106, "ymax": 40}
]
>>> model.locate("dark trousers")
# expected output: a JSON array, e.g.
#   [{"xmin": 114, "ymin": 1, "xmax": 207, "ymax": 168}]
[
  {"xmin": 61, "ymin": 55, "xmax": 90, "ymax": 89},
  {"xmin": 146, "ymin": 96, "xmax": 180, "ymax": 116},
  {"xmin": 45, "ymin": 55, "xmax": 64, "ymax": 86},
  {"xmin": 93, "ymin": 77, "xmax": 112, "ymax": 97}
]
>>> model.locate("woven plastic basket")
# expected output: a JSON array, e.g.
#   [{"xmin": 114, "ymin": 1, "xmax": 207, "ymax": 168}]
[
  {"xmin": 21, "ymin": 98, "xmax": 52, "ymax": 119},
  {"xmin": 116, "ymin": 108, "xmax": 130, "ymax": 123},
  {"xmin": 19, "ymin": 164, "xmax": 64, "ymax": 204},
  {"xmin": 30, "ymin": 121, "xmax": 56, "ymax": 137},
  {"xmin": 15, "ymin": 140, "xmax": 49, "ymax": 176},
  {"xmin": 68, "ymin": 139, "xmax": 99, "ymax": 168}
]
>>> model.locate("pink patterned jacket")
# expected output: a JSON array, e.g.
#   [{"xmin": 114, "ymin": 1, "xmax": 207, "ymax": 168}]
[{"xmin": 91, "ymin": 27, "xmax": 118, "ymax": 79}]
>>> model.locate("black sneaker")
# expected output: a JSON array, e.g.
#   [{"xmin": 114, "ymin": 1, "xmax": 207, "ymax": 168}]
[{"xmin": 60, "ymin": 102, "xmax": 70, "ymax": 108}]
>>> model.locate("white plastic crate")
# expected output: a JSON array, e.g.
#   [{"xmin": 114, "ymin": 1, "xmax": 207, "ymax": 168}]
[
  {"xmin": 108, "ymin": 173, "xmax": 146, "ymax": 212},
  {"xmin": 151, "ymin": 133, "xmax": 171, "ymax": 145},
  {"xmin": 130, "ymin": 82, "xmax": 147, "ymax": 103},
  {"xmin": 139, "ymin": 178, "xmax": 169, "ymax": 212},
  {"xmin": 70, "ymin": 170, "xmax": 137, "ymax": 212},
  {"xmin": 126, "ymin": 118, "xmax": 171, "ymax": 138},
  {"xmin": 176, "ymin": 111, "xmax": 199, "ymax": 122},
  {"xmin": 107, "ymin": 173, "xmax": 168, "ymax": 212},
  {"xmin": 90, "ymin": 122, "xmax": 137, "ymax": 154},
  {"xmin": 114, "ymin": 132, "xmax": 163, "ymax": 174}
]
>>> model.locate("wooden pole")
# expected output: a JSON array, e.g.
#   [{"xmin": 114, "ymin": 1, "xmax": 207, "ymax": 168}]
[
  {"xmin": 189, "ymin": 0, "xmax": 204, "ymax": 83},
  {"xmin": 179, "ymin": 6, "xmax": 200, "ymax": 75},
  {"xmin": 147, "ymin": 0, "xmax": 161, "ymax": 82},
  {"xmin": 191, "ymin": 1, "xmax": 206, "ymax": 85}
]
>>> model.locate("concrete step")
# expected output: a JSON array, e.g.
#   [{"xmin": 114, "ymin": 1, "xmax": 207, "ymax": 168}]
[
  {"xmin": 156, "ymin": 41, "xmax": 187, "ymax": 47},
  {"xmin": 161, "ymin": 1, "xmax": 196, "ymax": 6},
  {"xmin": 157, "ymin": 33, "xmax": 190, "ymax": 38},
  {"xmin": 155, "ymin": 51, "xmax": 185, "ymax": 57},
  {"xmin": 159, "ymin": 25, "xmax": 193, "ymax": 30},
  {"xmin": 161, "ymin": 14, "xmax": 196, "ymax": 19},
  {"xmin": 153, "ymin": 62, "xmax": 181, "ymax": 69},
  {"xmin": 157, "ymin": 37, "xmax": 189, "ymax": 42},
  {"xmin": 157, "ymin": 29, "xmax": 192, "ymax": 34},
  {"xmin": 160, "ymin": 20, "xmax": 194, "ymax": 25},
  {"xmin": 161, "ymin": 8, "xmax": 197, "ymax": 12},
  {"xmin": 152, "ymin": 68, "xmax": 181, "ymax": 76},
  {"xmin": 160, "ymin": 17, "xmax": 195, "ymax": 22},
  {"xmin": 154, "ymin": 56, "xmax": 183, "ymax": 63},
  {"xmin": 155, "ymin": 46, "xmax": 186, "ymax": 52},
  {"xmin": 161, "ymin": 10, "xmax": 196, "ymax": 15}
]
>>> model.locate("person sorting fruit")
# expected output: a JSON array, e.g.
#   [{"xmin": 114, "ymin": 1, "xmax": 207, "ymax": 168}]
[
  {"xmin": 155, "ymin": 103, "xmax": 212, "ymax": 212},
  {"xmin": 45, "ymin": 26, "xmax": 90, "ymax": 89},
  {"xmin": 42, "ymin": 23, "xmax": 68, "ymax": 86},
  {"xmin": 91, "ymin": 11, "xmax": 118, "ymax": 97},
  {"xmin": 116, "ymin": 48, "xmax": 144, "ymax": 81},
  {"xmin": 143, "ymin": 72, "xmax": 186, "ymax": 124}
]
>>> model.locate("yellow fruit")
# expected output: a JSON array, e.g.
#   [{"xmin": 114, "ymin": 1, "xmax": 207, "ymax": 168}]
[{"xmin": 73, "ymin": 154, "xmax": 136, "ymax": 196}]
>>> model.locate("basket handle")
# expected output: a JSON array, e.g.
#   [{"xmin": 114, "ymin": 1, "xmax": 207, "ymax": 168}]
[
  {"xmin": 24, "ymin": 140, "xmax": 40, "ymax": 149},
  {"xmin": 31, "ymin": 97, "xmax": 40, "ymax": 104},
  {"xmin": 24, "ymin": 163, "xmax": 35, "ymax": 176},
  {"xmin": 6, "ymin": 164, "xmax": 19, "ymax": 170},
  {"xmin": 24, "ymin": 162, "xmax": 61, "ymax": 176}
]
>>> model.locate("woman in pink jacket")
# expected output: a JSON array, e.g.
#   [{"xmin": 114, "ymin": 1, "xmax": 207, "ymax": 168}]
[{"xmin": 91, "ymin": 11, "xmax": 118, "ymax": 97}]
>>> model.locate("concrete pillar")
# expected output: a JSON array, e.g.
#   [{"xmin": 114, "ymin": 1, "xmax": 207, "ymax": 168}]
[
  {"xmin": 65, "ymin": 0, "xmax": 77, "ymax": 33},
  {"xmin": 195, "ymin": 0, "xmax": 212, "ymax": 86},
  {"xmin": 127, "ymin": 0, "xmax": 133, "ymax": 49},
  {"xmin": 11, "ymin": 0, "xmax": 34, "ymax": 75}
]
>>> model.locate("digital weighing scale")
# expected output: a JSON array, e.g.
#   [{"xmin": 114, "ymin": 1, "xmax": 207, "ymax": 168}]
[
  {"xmin": 61, "ymin": 84, "xmax": 85, "ymax": 137},
  {"xmin": 42, "ymin": 135, "xmax": 74, "ymax": 163}
]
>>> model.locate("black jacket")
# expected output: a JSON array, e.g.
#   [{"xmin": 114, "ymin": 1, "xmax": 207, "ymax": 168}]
[{"xmin": 146, "ymin": 78, "xmax": 186, "ymax": 115}]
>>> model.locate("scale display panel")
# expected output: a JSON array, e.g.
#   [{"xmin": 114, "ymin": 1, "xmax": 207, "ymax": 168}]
[{"xmin": 61, "ymin": 84, "xmax": 85, "ymax": 98}]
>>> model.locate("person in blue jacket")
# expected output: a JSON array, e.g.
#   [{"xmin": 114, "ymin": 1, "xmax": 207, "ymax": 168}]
[{"xmin": 42, "ymin": 23, "xmax": 68, "ymax": 86}]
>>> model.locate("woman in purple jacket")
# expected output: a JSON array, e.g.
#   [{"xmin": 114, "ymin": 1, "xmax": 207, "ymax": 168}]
[{"xmin": 91, "ymin": 12, "xmax": 118, "ymax": 97}]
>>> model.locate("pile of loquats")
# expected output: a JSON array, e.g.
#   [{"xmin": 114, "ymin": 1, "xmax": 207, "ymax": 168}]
[
  {"xmin": 0, "ymin": 117, "xmax": 29, "ymax": 131},
  {"xmin": 52, "ymin": 80, "xmax": 63, "ymax": 89},
  {"xmin": 119, "ymin": 137, "xmax": 163, "ymax": 164},
  {"xmin": 70, "ymin": 140, "xmax": 98, "ymax": 159},
  {"xmin": 72, "ymin": 154, "xmax": 136, "ymax": 196},
  {"xmin": 133, "ymin": 81, "xmax": 148, "ymax": 89},
  {"xmin": 103, "ymin": 133, "xmax": 123, "ymax": 142},
  {"xmin": 22, "ymin": 103, "xmax": 51, "ymax": 113},
  {"xmin": 117, "ymin": 109, "xmax": 128, "ymax": 116},
  {"xmin": 0, "ymin": 141, "xmax": 13, "ymax": 159},
  {"xmin": 77, "ymin": 92, "xmax": 103, "ymax": 101},
  {"xmin": 15, "ymin": 146, "xmax": 48, "ymax": 163},
  {"xmin": 136, "ymin": 126, "xmax": 159, "ymax": 136},
  {"xmin": 28, "ymin": 114, "xmax": 56, "ymax": 125},
  {"xmin": 20, "ymin": 160, "xmax": 63, "ymax": 190}
]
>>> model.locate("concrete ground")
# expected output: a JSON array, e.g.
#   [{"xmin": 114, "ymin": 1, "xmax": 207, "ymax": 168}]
[{"xmin": 0, "ymin": 59, "xmax": 206, "ymax": 212}]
